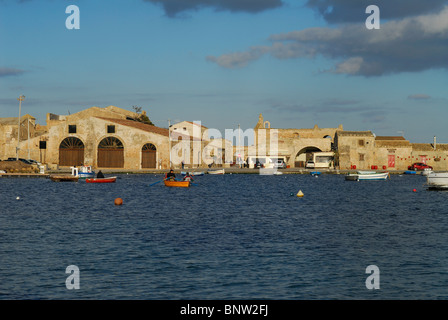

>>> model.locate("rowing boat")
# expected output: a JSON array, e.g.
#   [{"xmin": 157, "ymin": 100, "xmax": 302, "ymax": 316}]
[
  {"xmin": 207, "ymin": 169, "xmax": 225, "ymax": 175},
  {"xmin": 50, "ymin": 175, "xmax": 79, "ymax": 182},
  {"xmin": 164, "ymin": 180, "xmax": 191, "ymax": 187},
  {"xmin": 85, "ymin": 176, "xmax": 117, "ymax": 183},
  {"xmin": 345, "ymin": 171, "xmax": 389, "ymax": 181}
]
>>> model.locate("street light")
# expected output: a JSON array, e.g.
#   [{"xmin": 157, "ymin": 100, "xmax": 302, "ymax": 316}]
[{"xmin": 16, "ymin": 95, "xmax": 25, "ymax": 160}]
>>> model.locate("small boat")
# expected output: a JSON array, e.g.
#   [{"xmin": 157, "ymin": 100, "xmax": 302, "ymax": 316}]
[
  {"xmin": 207, "ymin": 169, "xmax": 225, "ymax": 175},
  {"xmin": 50, "ymin": 175, "xmax": 79, "ymax": 182},
  {"xmin": 426, "ymin": 172, "xmax": 448, "ymax": 189},
  {"xmin": 421, "ymin": 168, "xmax": 433, "ymax": 176},
  {"xmin": 181, "ymin": 171, "xmax": 205, "ymax": 176},
  {"xmin": 404, "ymin": 170, "xmax": 417, "ymax": 175},
  {"xmin": 164, "ymin": 179, "xmax": 190, "ymax": 187},
  {"xmin": 85, "ymin": 176, "xmax": 117, "ymax": 183},
  {"xmin": 71, "ymin": 165, "xmax": 95, "ymax": 179},
  {"xmin": 345, "ymin": 171, "xmax": 389, "ymax": 181},
  {"xmin": 310, "ymin": 171, "xmax": 321, "ymax": 176}
]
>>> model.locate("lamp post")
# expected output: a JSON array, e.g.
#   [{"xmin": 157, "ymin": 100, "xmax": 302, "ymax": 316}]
[{"xmin": 16, "ymin": 95, "xmax": 25, "ymax": 160}]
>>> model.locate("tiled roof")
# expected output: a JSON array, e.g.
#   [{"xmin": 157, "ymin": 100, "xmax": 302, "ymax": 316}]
[
  {"xmin": 336, "ymin": 131, "xmax": 374, "ymax": 137},
  {"xmin": 95, "ymin": 117, "xmax": 169, "ymax": 137},
  {"xmin": 375, "ymin": 136, "xmax": 406, "ymax": 141},
  {"xmin": 96, "ymin": 117, "xmax": 200, "ymax": 140}
]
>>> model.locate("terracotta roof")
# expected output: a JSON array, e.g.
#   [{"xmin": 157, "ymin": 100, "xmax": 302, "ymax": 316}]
[
  {"xmin": 336, "ymin": 131, "xmax": 374, "ymax": 137},
  {"xmin": 375, "ymin": 136, "xmax": 406, "ymax": 141},
  {"xmin": 96, "ymin": 117, "xmax": 200, "ymax": 140},
  {"xmin": 411, "ymin": 143, "xmax": 448, "ymax": 151},
  {"xmin": 95, "ymin": 117, "xmax": 169, "ymax": 137}
]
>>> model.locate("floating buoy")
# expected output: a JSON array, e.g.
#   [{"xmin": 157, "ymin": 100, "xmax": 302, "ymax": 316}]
[
  {"xmin": 296, "ymin": 190, "xmax": 304, "ymax": 197},
  {"xmin": 16, "ymin": 196, "xmax": 20, "ymax": 200},
  {"xmin": 114, "ymin": 198, "xmax": 123, "ymax": 205},
  {"xmin": 413, "ymin": 189, "xmax": 417, "ymax": 192},
  {"xmin": 290, "ymin": 192, "xmax": 294, "ymax": 196}
]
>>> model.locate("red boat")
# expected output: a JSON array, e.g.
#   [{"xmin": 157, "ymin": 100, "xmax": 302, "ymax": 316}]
[{"xmin": 85, "ymin": 176, "xmax": 117, "ymax": 183}]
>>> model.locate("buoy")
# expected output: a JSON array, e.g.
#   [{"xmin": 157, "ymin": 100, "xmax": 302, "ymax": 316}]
[
  {"xmin": 290, "ymin": 192, "xmax": 294, "ymax": 196},
  {"xmin": 413, "ymin": 189, "xmax": 417, "ymax": 192},
  {"xmin": 296, "ymin": 190, "xmax": 304, "ymax": 197},
  {"xmin": 16, "ymin": 196, "xmax": 20, "ymax": 200},
  {"xmin": 114, "ymin": 198, "xmax": 123, "ymax": 205}
]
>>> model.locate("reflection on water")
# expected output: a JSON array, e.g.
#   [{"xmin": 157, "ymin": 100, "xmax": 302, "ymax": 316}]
[{"xmin": 1, "ymin": 173, "xmax": 448, "ymax": 299}]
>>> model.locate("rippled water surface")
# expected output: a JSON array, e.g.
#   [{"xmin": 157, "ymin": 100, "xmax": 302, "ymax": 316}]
[{"xmin": 1, "ymin": 173, "xmax": 448, "ymax": 299}]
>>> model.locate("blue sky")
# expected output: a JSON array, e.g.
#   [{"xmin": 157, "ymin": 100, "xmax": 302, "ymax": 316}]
[{"xmin": 1, "ymin": 0, "xmax": 447, "ymax": 143}]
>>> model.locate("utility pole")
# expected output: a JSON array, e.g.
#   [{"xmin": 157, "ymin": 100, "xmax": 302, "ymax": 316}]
[
  {"xmin": 168, "ymin": 119, "xmax": 172, "ymax": 168},
  {"xmin": 16, "ymin": 95, "xmax": 25, "ymax": 160}
]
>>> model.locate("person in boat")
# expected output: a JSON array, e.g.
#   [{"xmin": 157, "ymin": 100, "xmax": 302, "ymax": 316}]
[
  {"xmin": 165, "ymin": 169, "xmax": 176, "ymax": 181},
  {"xmin": 183, "ymin": 172, "xmax": 194, "ymax": 182},
  {"xmin": 96, "ymin": 170, "xmax": 105, "ymax": 178}
]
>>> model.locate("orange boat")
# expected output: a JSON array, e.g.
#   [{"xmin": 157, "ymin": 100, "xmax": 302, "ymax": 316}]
[
  {"xmin": 164, "ymin": 179, "xmax": 190, "ymax": 188},
  {"xmin": 85, "ymin": 176, "xmax": 117, "ymax": 183}
]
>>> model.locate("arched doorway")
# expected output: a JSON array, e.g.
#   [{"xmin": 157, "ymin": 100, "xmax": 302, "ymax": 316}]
[
  {"xmin": 141, "ymin": 143, "xmax": 157, "ymax": 168},
  {"xmin": 97, "ymin": 137, "xmax": 124, "ymax": 168},
  {"xmin": 294, "ymin": 146, "xmax": 322, "ymax": 167},
  {"xmin": 59, "ymin": 137, "xmax": 84, "ymax": 166}
]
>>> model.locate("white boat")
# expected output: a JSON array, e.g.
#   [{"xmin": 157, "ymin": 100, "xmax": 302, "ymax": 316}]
[
  {"xmin": 207, "ymin": 169, "xmax": 225, "ymax": 175},
  {"xmin": 71, "ymin": 165, "xmax": 95, "ymax": 178},
  {"xmin": 181, "ymin": 171, "xmax": 205, "ymax": 176},
  {"xmin": 426, "ymin": 172, "xmax": 448, "ymax": 189},
  {"xmin": 345, "ymin": 171, "xmax": 389, "ymax": 181},
  {"xmin": 421, "ymin": 168, "xmax": 433, "ymax": 176}
]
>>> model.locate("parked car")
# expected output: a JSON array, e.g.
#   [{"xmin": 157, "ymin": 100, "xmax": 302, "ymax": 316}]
[
  {"xmin": 305, "ymin": 160, "xmax": 315, "ymax": 169},
  {"xmin": 408, "ymin": 162, "xmax": 432, "ymax": 171},
  {"xmin": 6, "ymin": 158, "xmax": 33, "ymax": 165},
  {"xmin": 26, "ymin": 159, "xmax": 41, "ymax": 166},
  {"xmin": 274, "ymin": 160, "xmax": 287, "ymax": 169}
]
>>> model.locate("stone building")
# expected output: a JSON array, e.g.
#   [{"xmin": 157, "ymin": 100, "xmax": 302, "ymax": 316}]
[
  {"xmin": 253, "ymin": 114, "xmax": 342, "ymax": 167},
  {"xmin": 1, "ymin": 106, "xmax": 174, "ymax": 170}
]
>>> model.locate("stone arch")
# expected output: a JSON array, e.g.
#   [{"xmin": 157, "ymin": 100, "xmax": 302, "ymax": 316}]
[
  {"xmin": 263, "ymin": 121, "xmax": 270, "ymax": 129},
  {"xmin": 97, "ymin": 136, "xmax": 124, "ymax": 168},
  {"xmin": 59, "ymin": 136, "xmax": 85, "ymax": 166},
  {"xmin": 141, "ymin": 143, "xmax": 157, "ymax": 169},
  {"xmin": 294, "ymin": 146, "xmax": 322, "ymax": 167}
]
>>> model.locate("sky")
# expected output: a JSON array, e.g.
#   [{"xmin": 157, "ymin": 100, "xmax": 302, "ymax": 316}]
[{"xmin": 1, "ymin": 0, "xmax": 447, "ymax": 143}]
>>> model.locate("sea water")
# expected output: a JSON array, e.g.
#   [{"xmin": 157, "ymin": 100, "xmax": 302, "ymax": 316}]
[{"xmin": 1, "ymin": 173, "xmax": 448, "ymax": 299}]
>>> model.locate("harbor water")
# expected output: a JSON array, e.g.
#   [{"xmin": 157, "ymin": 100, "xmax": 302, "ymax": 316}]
[{"xmin": 1, "ymin": 173, "xmax": 448, "ymax": 299}]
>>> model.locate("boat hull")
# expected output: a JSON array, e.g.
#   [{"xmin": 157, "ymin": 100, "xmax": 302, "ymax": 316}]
[
  {"xmin": 207, "ymin": 169, "xmax": 225, "ymax": 175},
  {"xmin": 164, "ymin": 180, "xmax": 190, "ymax": 187},
  {"xmin": 78, "ymin": 172, "xmax": 95, "ymax": 179},
  {"xmin": 426, "ymin": 172, "xmax": 448, "ymax": 189},
  {"xmin": 345, "ymin": 172, "xmax": 389, "ymax": 181},
  {"xmin": 50, "ymin": 175, "xmax": 79, "ymax": 182},
  {"xmin": 181, "ymin": 171, "xmax": 204, "ymax": 176},
  {"xmin": 86, "ymin": 177, "xmax": 117, "ymax": 183}
]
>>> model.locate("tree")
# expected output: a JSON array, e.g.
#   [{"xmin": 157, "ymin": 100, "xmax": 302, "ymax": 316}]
[{"xmin": 132, "ymin": 106, "xmax": 154, "ymax": 126}]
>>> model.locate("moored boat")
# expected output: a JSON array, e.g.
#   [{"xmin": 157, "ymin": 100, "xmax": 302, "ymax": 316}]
[
  {"xmin": 426, "ymin": 172, "xmax": 448, "ymax": 189},
  {"xmin": 164, "ymin": 179, "xmax": 190, "ymax": 187},
  {"xmin": 181, "ymin": 171, "xmax": 205, "ymax": 176},
  {"xmin": 86, "ymin": 176, "xmax": 117, "ymax": 183},
  {"xmin": 50, "ymin": 175, "xmax": 79, "ymax": 182},
  {"xmin": 71, "ymin": 165, "xmax": 95, "ymax": 178},
  {"xmin": 345, "ymin": 171, "xmax": 389, "ymax": 181},
  {"xmin": 207, "ymin": 169, "xmax": 225, "ymax": 175},
  {"xmin": 422, "ymin": 168, "xmax": 433, "ymax": 176}
]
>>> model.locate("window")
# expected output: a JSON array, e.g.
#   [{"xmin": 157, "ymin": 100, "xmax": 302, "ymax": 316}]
[
  {"xmin": 68, "ymin": 125, "xmax": 77, "ymax": 134},
  {"xmin": 183, "ymin": 127, "xmax": 187, "ymax": 131},
  {"xmin": 358, "ymin": 139, "xmax": 364, "ymax": 146},
  {"xmin": 359, "ymin": 154, "xmax": 365, "ymax": 161},
  {"xmin": 107, "ymin": 125, "xmax": 116, "ymax": 134}
]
